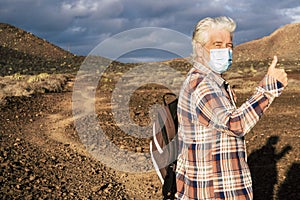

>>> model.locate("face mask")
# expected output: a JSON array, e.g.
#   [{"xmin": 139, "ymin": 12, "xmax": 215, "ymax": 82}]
[{"xmin": 208, "ymin": 48, "xmax": 232, "ymax": 74}]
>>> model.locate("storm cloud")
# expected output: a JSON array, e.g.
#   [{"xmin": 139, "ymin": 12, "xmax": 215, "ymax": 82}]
[{"xmin": 0, "ymin": 0, "xmax": 299, "ymax": 60}]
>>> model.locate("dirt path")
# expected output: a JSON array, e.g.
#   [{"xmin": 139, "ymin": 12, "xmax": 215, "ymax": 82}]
[
  {"xmin": 1, "ymin": 91, "xmax": 163, "ymax": 199},
  {"xmin": 35, "ymin": 92, "xmax": 163, "ymax": 199}
]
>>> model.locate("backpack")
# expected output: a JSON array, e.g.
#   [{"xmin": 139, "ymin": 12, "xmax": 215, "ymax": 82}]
[{"xmin": 150, "ymin": 93, "xmax": 179, "ymax": 200}]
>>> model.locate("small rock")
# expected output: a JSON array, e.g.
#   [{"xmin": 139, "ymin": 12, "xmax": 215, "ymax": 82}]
[
  {"xmin": 136, "ymin": 147, "xmax": 143, "ymax": 152},
  {"xmin": 91, "ymin": 186, "xmax": 100, "ymax": 192},
  {"xmin": 29, "ymin": 175, "xmax": 35, "ymax": 181}
]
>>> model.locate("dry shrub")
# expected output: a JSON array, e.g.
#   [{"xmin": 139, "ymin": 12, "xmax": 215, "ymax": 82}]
[
  {"xmin": 0, "ymin": 73, "xmax": 69, "ymax": 101},
  {"xmin": 28, "ymin": 74, "xmax": 67, "ymax": 93}
]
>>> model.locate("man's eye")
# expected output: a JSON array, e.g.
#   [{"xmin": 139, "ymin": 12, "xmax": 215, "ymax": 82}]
[{"xmin": 227, "ymin": 44, "xmax": 233, "ymax": 49}]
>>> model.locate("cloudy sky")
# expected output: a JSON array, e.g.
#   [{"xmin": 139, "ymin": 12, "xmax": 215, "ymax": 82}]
[{"xmin": 1, "ymin": 0, "xmax": 300, "ymax": 61}]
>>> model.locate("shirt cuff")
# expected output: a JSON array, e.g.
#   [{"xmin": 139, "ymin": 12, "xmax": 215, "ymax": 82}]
[{"xmin": 258, "ymin": 75, "xmax": 284, "ymax": 98}]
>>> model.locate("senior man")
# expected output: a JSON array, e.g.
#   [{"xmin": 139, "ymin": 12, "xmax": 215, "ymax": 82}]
[{"xmin": 175, "ymin": 16, "xmax": 288, "ymax": 199}]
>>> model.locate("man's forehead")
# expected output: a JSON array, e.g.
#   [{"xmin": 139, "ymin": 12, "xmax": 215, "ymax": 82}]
[{"xmin": 208, "ymin": 29, "xmax": 232, "ymax": 42}]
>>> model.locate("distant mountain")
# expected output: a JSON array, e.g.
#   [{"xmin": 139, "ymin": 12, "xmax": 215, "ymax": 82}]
[
  {"xmin": 1, "ymin": 22, "xmax": 299, "ymax": 76},
  {"xmin": 234, "ymin": 23, "xmax": 300, "ymax": 63}
]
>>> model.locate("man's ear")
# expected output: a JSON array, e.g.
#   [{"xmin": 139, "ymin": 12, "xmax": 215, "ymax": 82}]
[{"xmin": 197, "ymin": 43, "xmax": 210, "ymax": 59}]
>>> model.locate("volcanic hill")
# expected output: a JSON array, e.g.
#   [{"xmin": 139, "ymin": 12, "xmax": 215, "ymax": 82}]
[
  {"xmin": 0, "ymin": 23, "xmax": 84, "ymax": 76},
  {"xmin": 234, "ymin": 22, "xmax": 300, "ymax": 63}
]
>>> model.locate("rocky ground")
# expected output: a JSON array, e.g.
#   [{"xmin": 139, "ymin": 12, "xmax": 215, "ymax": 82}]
[{"xmin": 0, "ymin": 59, "xmax": 299, "ymax": 199}]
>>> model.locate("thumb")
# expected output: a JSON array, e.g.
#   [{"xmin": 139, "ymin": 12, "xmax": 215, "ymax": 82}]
[{"xmin": 269, "ymin": 55, "xmax": 278, "ymax": 70}]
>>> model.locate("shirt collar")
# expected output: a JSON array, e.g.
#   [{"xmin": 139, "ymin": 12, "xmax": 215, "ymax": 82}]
[{"xmin": 193, "ymin": 61, "xmax": 225, "ymax": 87}]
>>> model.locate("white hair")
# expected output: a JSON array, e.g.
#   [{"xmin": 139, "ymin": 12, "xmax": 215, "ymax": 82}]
[{"xmin": 191, "ymin": 16, "xmax": 236, "ymax": 60}]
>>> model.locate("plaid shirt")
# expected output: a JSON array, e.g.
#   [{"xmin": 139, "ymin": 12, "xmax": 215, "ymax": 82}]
[{"xmin": 175, "ymin": 62, "xmax": 284, "ymax": 200}]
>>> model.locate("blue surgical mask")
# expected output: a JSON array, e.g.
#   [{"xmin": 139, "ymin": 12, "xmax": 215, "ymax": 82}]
[{"xmin": 209, "ymin": 48, "xmax": 232, "ymax": 74}]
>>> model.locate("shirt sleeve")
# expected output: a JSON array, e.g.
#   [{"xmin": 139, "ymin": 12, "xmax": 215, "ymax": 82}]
[{"xmin": 195, "ymin": 75, "xmax": 284, "ymax": 137}]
